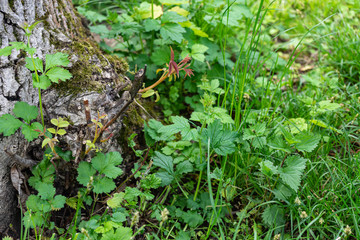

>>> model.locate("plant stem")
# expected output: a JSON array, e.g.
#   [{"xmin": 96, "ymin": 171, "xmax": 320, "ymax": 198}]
[{"xmin": 139, "ymin": 71, "xmax": 169, "ymax": 93}]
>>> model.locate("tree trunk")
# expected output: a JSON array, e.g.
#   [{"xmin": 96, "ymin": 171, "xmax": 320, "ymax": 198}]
[{"xmin": 0, "ymin": 0, "xmax": 144, "ymax": 235}]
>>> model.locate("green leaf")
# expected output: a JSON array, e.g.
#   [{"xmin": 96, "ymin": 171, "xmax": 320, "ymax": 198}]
[
  {"xmin": 262, "ymin": 205, "xmax": 285, "ymax": 227},
  {"xmin": 160, "ymin": 23, "xmax": 185, "ymax": 43},
  {"xmin": 102, "ymin": 226, "xmax": 133, "ymax": 240},
  {"xmin": 111, "ymin": 212, "xmax": 127, "ymax": 223},
  {"xmin": 107, "ymin": 193, "xmax": 125, "ymax": 208},
  {"xmin": 36, "ymin": 182, "xmax": 56, "ymax": 200},
  {"xmin": 144, "ymin": 18, "xmax": 161, "ymax": 31},
  {"xmin": 152, "ymin": 151, "xmax": 174, "ymax": 174},
  {"xmin": 140, "ymin": 174, "xmax": 162, "ymax": 189},
  {"xmin": 124, "ymin": 187, "xmax": 142, "ymax": 202},
  {"xmin": 33, "ymin": 74, "xmax": 52, "ymax": 89},
  {"xmin": 0, "ymin": 46, "xmax": 15, "ymax": 56},
  {"xmin": 10, "ymin": 41, "xmax": 27, "ymax": 50},
  {"xmin": 158, "ymin": 116, "xmax": 197, "ymax": 141},
  {"xmin": 91, "ymin": 152, "xmax": 123, "ymax": 179},
  {"xmin": 161, "ymin": 11, "xmax": 187, "ymax": 23},
  {"xmin": 156, "ymin": 171, "xmax": 174, "ymax": 186},
  {"xmin": 25, "ymin": 57, "xmax": 44, "ymax": 73},
  {"xmin": 13, "ymin": 101, "xmax": 38, "ymax": 123},
  {"xmin": 175, "ymin": 160, "xmax": 193, "ymax": 176},
  {"xmin": 176, "ymin": 231, "xmax": 191, "ymax": 240},
  {"xmin": 55, "ymin": 146, "xmax": 73, "ymax": 162},
  {"xmin": 191, "ymin": 44, "xmax": 208, "ymax": 62},
  {"xmin": 294, "ymin": 132, "xmax": 321, "ymax": 153},
  {"xmin": 267, "ymin": 136, "xmax": 291, "ymax": 153},
  {"xmin": 0, "ymin": 114, "xmax": 23, "ymax": 136},
  {"xmin": 318, "ymin": 100, "xmax": 341, "ymax": 111},
  {"xmin": 45, "ymin": 52, "xmax": 70, "ymax": 71},
  {"xmin": 159, "ymin": 0, "xmax": 188, "ymax": 5},
  {"xmin": 203, "ymin": 120, "xmax": 239, "ymax": 156},
  {"xmin": 181, "ymin": 211, "xmax": 204, "ymax": 228},
  {"xmin": 21, "ymin": 122, "xmax": 42, "ymax": 141},
  {"xmin": 77, "ymin": 162, "xmax": 96, "ymax": 186},
  {"xmin": 51, "ymin": 195, "xmax": 66, "ymax": 210},
  {"xmin": 93, "ymin": 177, "xmax": 116, "ymax": 194},
  {"xmin": 46, "ymin": 67, "xmax": 72, "ymax": 83},
  {"xmin": 279, "ymin": 155, "xmax": 307, "ymax": 192},
  {"xmin": 259, "ymin": 160, "xmax": 278, "ymax": 177}
]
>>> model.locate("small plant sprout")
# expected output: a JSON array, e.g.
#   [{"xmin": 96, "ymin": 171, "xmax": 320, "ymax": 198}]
[{"xmin": 139, "ymin": 47, "xmax": 194, "ymax": 99}]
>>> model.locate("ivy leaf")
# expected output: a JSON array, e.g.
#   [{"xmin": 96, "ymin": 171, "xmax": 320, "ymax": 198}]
[
  {"xmin": 77, "ymin": 162, "xmax": 96, "ymax": 186},
  {"xmin": 160, "ymin": 23, "xmax": 185, "ymax": 43},
  {"xmin": 175, "ymin": 160, "xmax": 193, "ymax": 176},
  {"xmin": 33, "ymin": 74, "xmax": 52, "ymax": 89},
  {"xmin": 25, "ymin": 57, "xmax": 44, "ymax": 73},
  {"xmin": 0, "ymin": 114, "xmax": 23, "ymax": 136},
  {"xmin": 202, "ymin": 120, "xmax": 239, "ymax": 156},
  {"xmin": 93, "ymin": 177, "xmax": 116, "ymax": 194},
  {"xmin": 45, "ymin": 52, "xmax": 70, "ymax": 71},
  {"xmin": 144, "ymin": 19, "xmax": 161, "ymax": 31},
  {"xmin": 36, "ymin": 182, "xmax": 56, "ymax": 200},
  {"xmin": 51, "ymin": 195, "xmax": 66, "ymax": 210},
  {"xmin": 46, "ymin": 67, "xmax": 72, "ymax": 83},
  {"xmin": 279, "ymin": 155, "xmax": 307, "ymax": 192},
  {"xmin": 152, "ymin": 151, "xmax": 174, "ymax": 174},
  {"xmin": 13, "ymin": 101, "xmax": 38, "ymax": 123},
  {"xmin": 294, "ymin": 132, "xmax": 321, "ymax": 153},
  {"xmin": 21, "ymin": 122, "xmax": 42, "ymax": 141}
]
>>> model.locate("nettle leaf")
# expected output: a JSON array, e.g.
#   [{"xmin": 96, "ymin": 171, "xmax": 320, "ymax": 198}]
[
  {"xmin": 203, "ymin": 120, "xmax": 239, "ymax": 156},
  {"xmin": 161, "ymin": 11, "xmax": 187, "ymax": 23},
  {"xmin": 93, "ymin": 177, "xmax": 116, "ymax": 194},
  {"xmin": 156, "ymin": 171, "xmax": 174, "ymax": 186},
  {"xmin": 13, "ymin": 101, "xmax": 38, "ymax": 123},
  {"xmin": 181, "ymin": 211, "xmax": 204, "ymax": 228},
  {"xmin": 160, "ymin": 23, "xmax": 186, "ymax": 43},
  {"xmin": 262, "ymin": 205, "xmax": 285, "ymax": 227},
  {"xmin": 212, "ymin": 107, "xmax": 234, "ymax": 124},
  {"xmin": 36, "ymin": 182, "xmax": 56, "ymax": 200},
  {"xmin": 111, "ymin": 211, "xmax": 127, "ymax": 223},
  {"xmin": 33, "ymin": 74, "xmax": 51, "ymax": 89},
  {"xmin": 259, "ymin": 160, "xmax": 278, "ymax": 177},
  {"xmin": 175, "ymin": 160, "xmax": 193, "ymax": 176},
  {"xmin": 191, "ymin": 44, "xmax": 208, "ymax": 62},
  {"xmin": 294, "ymin": 132, "xmax": 321, "ymax": 153},
  {"xmin": 21, "ymin": 122, "xmax": 42, "ymax": 141},
  {"xmin": 267, "ymin": 136, "xmax": 291, "ymax": 153},
  {"xmin": 279, "ymin": 155, "xmax": 307, "ymax": 192},
  {"xmin": 285, "ymin": 118, "xmax": 308, "ymax": 134},
  {"xmin": 45, "ymin": 52, "xmax": 70, "ymax": 71},
  {"xmin": 318, "ymin": 100, "xmax": 341, "ymax": 111},
  {"xmin": 77, "ymin": 162, "xmax": 96, "ymax": 186},
  {"xmin": 144, "ymin": 18, "xmax": 161, "ymax": 32},
  {"xmin": 46, "ymin": 67, "xmax": 72, "ymax": 83},
  {"xmin": 0, "ymin": 114, "xmax": 23, "ymax": 136},
  {"xmin": 25, "ymin": 57, "xmax": 44, "ymax": 73},
  {"xmin": 153, "ymin": 151, "xmax": 174, "ymax": 174}
]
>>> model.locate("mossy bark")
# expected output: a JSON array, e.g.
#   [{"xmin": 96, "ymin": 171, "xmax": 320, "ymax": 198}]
[{"xmin": 0, "ymin": 0, "xmax": 147, "ymax": 236}]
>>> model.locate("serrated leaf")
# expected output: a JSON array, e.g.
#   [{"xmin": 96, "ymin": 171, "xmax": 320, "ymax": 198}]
[
  {"xmin": 25, "ymin": 57, "xmax": 44, "ymax": 73},
  {"xmin": 156, "ymin": 171, "xmax": 174, "ymax": 186},
  {"xmin": 144, "ymin": 18, "xmax": 161, "ymax": 32},
  {"xmin": 102, "ymin": 226, "xmax": 133, "ymax": 240},
  {"xmin": 259, "ymin": 160, "xmax": 278, "ymax": 177},
  {"xmin": 124, "ymin": 187, "xmax": 142, "ymax": 202},
  {"xmin": 111, "ymin": 212, "xmax": 127, "ymax": 223},
  {"xmin": 140, "ymin": 174, "xmax": 162, "ymax": 189},
  {"xmin": 92, "ymin": 152, "xmax": 123, "ymax": 179},
  {"xmin": 160, "ymin": 23, "xmax": 185, "ymax": 43},
  {"xmin": 36, "ymin": 182, "xmax": 56, "ymax": 200},
  {"xmin": 45, "ymin": 52, "xmax": 70, "ymax": 71},
  {"xmin": 93, "ymin": 177, "xmax": 116, "ymax": 194},
  {"xmin": 318, "ymin": 100, "xmax": 340, "ymax": 111},
  {"xmin": 267, "ymin": 136, "xmax": 291, "ymax": 153},
  {"xmin": 279, "ymin": 155, "xmax": 307, "ymax": 192},
  {"xmin": 181, "ymin": 211, "xmax": 204, "ymax": 228},
  {"xmin": 51, "ymin": 195, "xmax": 66, "ymax": 210},
  {"xmin": 203, "ymin": 120, "xmax": 239, "ymax": 156},
  {"xmin": 21, "ymin": 122, "xmax": 42, "ymax": 141},
  {"xmin": 13, "ymin": 101, "xmax": 38, "ymax": 123},
  {"xmin": 0, "ymin": 114, "xmax": 23, "ymax": 136},
  {"xmin": 10, "ymin": 41, "xmax": 27, "ymax": 50},
  {"xmin": 46, "ymin": 67, "xmax": 72, "ymax": 83},
  {"xmin": 152, "ymin": 151, "xmax": 174, "ymax": 174},
  {"xmin": 77, "ymin": 162, "xmax": 96, "ymax": 186},
  {"xmin": 294, "ymin": 132, "xmax": 321, "ymax": 152},
  {"xmin": 136, "ymin": 2, "xmax": 163, "ymax": 19},
  {"xmin": 107, "ymin": 192, "xmax": 125, "ymax": 208},
  {"xmin": 0, "ymin": 46, "xmax": 15, "ymax": 56},
  {"xmin": 191, "ymin": 44, "xmax": 208, "ymax": 62},
  {"xmin": 262, "ymin": 205, "xmax": 285, "ymax": 227},
  {"xmin": 161, "ymin": 11, "xmax": 187, "ymax": 23},
  {"xmin": 175, "ymin": 160, "xmax": 193, "ymax": 176},
  {"xmin": 273, "ymin": 183, "xmax": 294, "ymax": 201},
  {"xmin": 33, "ymin": 74, "xmax": 52, "ymax": 89},
  {"xmin": 158, "ymin": 116, "xmax": 197, "ymax": 141}
]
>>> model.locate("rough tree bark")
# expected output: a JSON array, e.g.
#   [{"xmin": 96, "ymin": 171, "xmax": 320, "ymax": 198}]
[{"xmin": 0, "ymin": 0, "xmax": 145, "ymax": 235}]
